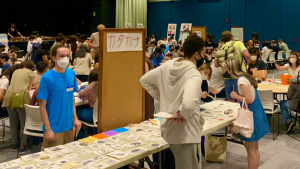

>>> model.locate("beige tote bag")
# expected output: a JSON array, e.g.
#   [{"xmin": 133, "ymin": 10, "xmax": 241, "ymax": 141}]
[
  {"xmin": 233, "ymin": 98, "xmax": 254, "ymax": 138},
  {"xmin": 205, "ymin": 134, "xmax": 227, "ymax": 163}
]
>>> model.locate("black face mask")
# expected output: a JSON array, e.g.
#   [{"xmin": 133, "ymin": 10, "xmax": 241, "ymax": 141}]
[
  {"xmin": 195, "ymin": 55, "xmax": 204, "ymax": 68},
  {"xmin": 170, "ymin": 49, "xmax": 174, "ymax": 52},
  {"xmin": 209, "ymin": 39, "xmax": 213, "ymax": 42}
]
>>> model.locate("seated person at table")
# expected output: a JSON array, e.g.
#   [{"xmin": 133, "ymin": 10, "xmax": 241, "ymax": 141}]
[
  {"xmin": 29, "ymin": 62, "xmax": 49, "ymax": 106},
  {"xmin": 74, "ymin": 45, "xmax": 92, "ymax": 82},
  {"xmin": 7, "ymin": 46, "xmax": 17, "ymax": 66},
  {"xmin": 247, "ymin": 48, "xmax": 267, "ymax": 81},
  {"xmin": 276, "ymin": 52, "xmax": 300, "ymax": 76},
  {"xmin": 76, "ymin": 70, "xmax": 98, "ymax": 138},
  {"xmin": 280, "ymin": 74, "xmax": 300, "ymax": 134},
  {"xmin": 0, "ymin": 53, "xmax": 10, "ymax": 73},
  {"xmin": 165, "ymin": 45, "xmax": 174, "ymax": 60},
  {"xmin": 150, "ymin": 47, "xmax": 164, "ymax": 68},
  {"xmin": 37, "ymin": 45, "xmax": 81, "ymax": 150},
  {"xmin": 261, "ymin": 42, "xmax": 270, "ymax": 56}
]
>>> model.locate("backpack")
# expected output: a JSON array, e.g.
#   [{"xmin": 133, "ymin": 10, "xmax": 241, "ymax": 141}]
[
  {"xmin": 214, "ymin": 40, "xmax": 243, "ymax": 74},
  {"xmin": 31, "ymin": 42, "xmax": 41, "ymax": 64}
]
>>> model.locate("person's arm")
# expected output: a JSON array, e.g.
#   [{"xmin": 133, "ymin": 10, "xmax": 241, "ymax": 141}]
[
  {"xmin": 201, "ymin": 80, "xmax": 213, "ymax": 102},
  {"xmin": 76, "ymin": 78, "xmax": 81, "ymax": 85},
  {"xmin": 179, "ymin": 77, "xmax": 202, "ymax": 120},
  {"xmin": 242, "ymin": 50, "xmax": 251, "ymax": 65},
  {"xmin": 40, "ymin": 99, "xmax": 55, "ymax": 141},
  {"xmin": 28, "ymin": 76, "xmax": 35, "ymax": 91},
  {"xmin": 42, "ymin": 55, "xmax": 50, "ymax": 66},
  {"xmin": 73, "ymin": 96, "xmax": 82, "ymax": 136},
  {"xmin": 276, "ymin": 64, "xmax": 288, "ymax": 71},
  {"xmin": 140, "ymin": 66, "xmax": 160, "ymax": 101},
  {"xmin": 88, "ymin": 54, "xmax": 92, "ymax": 68},
  {"xmin": 17, "ymin": 31, "xmax": 23, "ymax": 38},
  {"xmin": 159, "ymin": 54, "xmax": 165, "ymax": 64},
  {"xmin": 261, "ymin": 62, "xmax": 268, "ymax": 81},
  {"xmin": 0, "ymin": 89, "xmax": 5, "ymax": 102},
  {"xmin": 231, "ymin": 83, "xmax": 253, "ymax": 104},
  {"xmin": 94, "ymin": 63, "xmax": 99, "ymax": 70},
  {"xmin": 29, "ymin": 89, "xmax": 38, "ymax": 106},
  {"xmin": 248, "ymin": 40, "xmax": 253, "ymax": 48},
  {"xmin": 88, "ymin": 34, "xmax": 97, "ymax": 48},
  {"xmin": 145, "ymin": 62, "xmax": 149, "ymax": 73},
  {"xmin": 7, "ymin": 32, "xmax": 13, "ymax": 38}
]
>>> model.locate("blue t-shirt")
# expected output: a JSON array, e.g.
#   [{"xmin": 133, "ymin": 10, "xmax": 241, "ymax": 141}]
[
  {"xmin": 37, "ymin": 68, "xmax": 78, "ymax": 133},
  {"xmin": 151, "ymin": 54, "xmax": 164, "ymax": 67},
  {"xmin": 2, "ymin": 63, "xmax": 10, "ymax": 73}
]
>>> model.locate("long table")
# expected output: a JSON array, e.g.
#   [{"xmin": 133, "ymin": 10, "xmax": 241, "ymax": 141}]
[
  {"xmin": 257, "ymin": 81, "xmax": 289, "ymax": 94},
  {"xmin": 0, "ymin": 100, "xmax": 240, "ymax": 169}
]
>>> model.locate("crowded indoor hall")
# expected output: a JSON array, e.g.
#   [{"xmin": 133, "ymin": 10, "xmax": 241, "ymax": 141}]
[{"xmin": 0, "ymin": 0, "xmax": 299, "ymax": 169}]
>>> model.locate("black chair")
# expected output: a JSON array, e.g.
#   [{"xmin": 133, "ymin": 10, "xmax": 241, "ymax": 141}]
[{"xmin": 287, "ymin": 108, "xmax": 300, "ymax": 141}]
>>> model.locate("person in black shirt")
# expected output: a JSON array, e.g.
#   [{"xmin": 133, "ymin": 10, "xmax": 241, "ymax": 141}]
[
  {"xmin": 248, "ymin": 32, "xmax": 262, "ymax": 60},
  {"xmin": 247, "ymin": 48, "xmax": 267, "ymax": 81},
  {"xmin": 7, "ymin": 23, "xmax": 23, "ymax": 39},
  {"xmin": 205, "ymin": 34, "xmax": 218, "ymax": 58},
  {"xmin": 35, "ymin": 41, "xmax": 50, "ymax": 65}
]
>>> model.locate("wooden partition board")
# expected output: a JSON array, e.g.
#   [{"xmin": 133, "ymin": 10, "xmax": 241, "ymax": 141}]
[
  {"xmin": 98, "ymin": 28, "xmax": 146, "ymax": 132},
  {"xmin": 191, "ymin": 26, "xmax": 207, "ymax": 41}
]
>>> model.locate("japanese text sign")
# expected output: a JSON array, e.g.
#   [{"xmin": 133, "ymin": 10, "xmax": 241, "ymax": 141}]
[{"xmin": 107, "ymin": 33, "xmax": 143, "ymax": 52}]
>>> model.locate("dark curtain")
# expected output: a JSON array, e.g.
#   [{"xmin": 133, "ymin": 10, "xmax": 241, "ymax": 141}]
[{"xmin": 1, "ymin": 0, "xmax": 115, "ymax": 37}]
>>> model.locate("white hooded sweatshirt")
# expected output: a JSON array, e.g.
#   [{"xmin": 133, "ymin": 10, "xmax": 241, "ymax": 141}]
[{"xmin": 140, "ymin": 58, "xmax": 203, "ymax": 144}]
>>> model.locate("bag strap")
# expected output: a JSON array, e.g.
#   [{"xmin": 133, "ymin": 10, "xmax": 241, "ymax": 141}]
[
  {"xmin": 242, "ymin": 97, "xmax": 248, "ymax": 109},
  {"xmin": 229, "ymin": 40, "xmax": 236, "ymax": 48}
]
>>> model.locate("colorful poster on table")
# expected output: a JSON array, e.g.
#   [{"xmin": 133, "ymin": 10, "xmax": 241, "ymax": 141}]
[
  {"xmin": 179, "ymin": 23, "xmax": 192, "ymax": 42},
  {"xmin": 0, "ymin": 33, "xmax": 9, "ymax": 52},
  {"xmin": 137, "ymin": 23, "xmax": 144, "ymax": 28},
  {"xmin": 125, "ymin": 23, "xmax": 131, "ymax": 28},
  {"xmin": 167, "ymin": 24, "xmax": 177, "ymax": 41},
  {"xmin": 107, "ymin": 33, "xmax": 142, "ymax": 52},
  {"xmin": 231, "ymin": 28, "xmax": 243, "ymax": 42}
]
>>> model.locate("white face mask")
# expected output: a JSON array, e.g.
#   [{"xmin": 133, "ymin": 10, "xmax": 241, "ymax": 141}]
[
  {"xmin": 201, "ymin": 74, "xmax": 207, "ymax": 80},
  {"xmin": 251, "ymin": 56, "xmax": 257, "ymax": 61},
  {"xmin": 56, "ymin": 57, "xmax": 69, "ymax": 68},
  {"xmin": 290, "ymin": 58, "xmax": 296, "ymax": 64}
]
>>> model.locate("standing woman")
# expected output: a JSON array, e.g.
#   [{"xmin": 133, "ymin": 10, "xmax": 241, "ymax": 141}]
[
  {"xmin": 35, "ymin": 41, "xmax": 50, "ymax": 66},
  {"xmin": 225, "ymin": 58, "xmax": 269, "ymax": 169},
  {"xmin": 73, "ymin": 45, "xmax": 92, "ymax": 82},
  {"xmin": 2, "ymin": 61, "xmax": 35, "ymax": 154},
  {"xmin": 69, "ymin": 35, "xmax": 77, "ymax": 65}
]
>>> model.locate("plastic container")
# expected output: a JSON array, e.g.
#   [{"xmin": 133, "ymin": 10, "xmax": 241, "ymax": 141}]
[{"xmin": 280, "ymin": 75, "xmax": 292, "ymax": 85}]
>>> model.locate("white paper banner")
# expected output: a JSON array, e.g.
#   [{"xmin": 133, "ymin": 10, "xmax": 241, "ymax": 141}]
[
  {"xmin": 0, "ymin": 34, "xmax": 9, "ymax": 52},
  {"xmin": 125, "ymin": 23, "xmax": 131, "ymax": 28},
  {"xmin": 167, "ymin": 24, "xmax": 177, "ymax": 41},
  {"xmin": 137, "ymin": 23, "xmax": 144, "ymax": 28},
  {"xmin": 107, "ymin": 33, "xmax": 143, "ymax": 52},
  {"xmin": 231, "ymin": 28, "xmax": 243, "ymax": 42}
]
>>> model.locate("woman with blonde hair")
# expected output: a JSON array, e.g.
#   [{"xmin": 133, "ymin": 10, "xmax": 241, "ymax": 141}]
[
  {"xmin": 225, "ymin": 58, "xmax": 269, "ymax": 169},
  {"xmin": 89, "ymin": 24, "xmax": 105, "ymax": 60}
]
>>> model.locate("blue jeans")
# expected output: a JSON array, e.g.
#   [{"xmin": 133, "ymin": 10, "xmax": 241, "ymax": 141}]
[
  {"xmin": 76, "ymin": 105, "xmax": 94, "ymax": 123},
  {"xmin": 280, "ymin": 100, "xmax": 292, "ymax": 123},
  {"xmin": 76, "ymin": 75, "xmax": 88, "ymax": 82},
  {"xmin": 283, "ymin": 53, "xmax": 286, "ymax": 59},
  {"xmin": 224, "ymin": 79, "xmax": 239, "ymax": 100}
]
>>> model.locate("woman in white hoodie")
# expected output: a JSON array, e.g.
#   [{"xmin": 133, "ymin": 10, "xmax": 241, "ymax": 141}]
[{"xmin": 140, "ymin": 33, "xmax": 206, "ymax": 169}]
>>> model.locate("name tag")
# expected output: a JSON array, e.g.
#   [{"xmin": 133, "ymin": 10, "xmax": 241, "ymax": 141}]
[{"xmin": 67, "ymin": 86, "xmax": 74, "ymax": 92}]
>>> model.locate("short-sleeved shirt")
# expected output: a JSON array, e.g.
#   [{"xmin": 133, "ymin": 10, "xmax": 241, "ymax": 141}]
[
  {"xmin": 37, "ymin": 68, "xmax": 78, "ymax": 134},
  {"xmin": 35, "ymin": 49, "xmax": 47, "ymax": 63},
  {"xmin": 279, "ymin": 42, "xmax": 289, "ymax": 54},
  {"xmin": 223, "ymin": 41, "xmax": 247, "ymax": 72},
  {"xmin": 74, "ymin": 53, "xmax": 92, "ymax": 75},
  {"xmin": 90, "ymin": 32, "xmax": 99, "ymax": 52},
  {"xmin": 205, "ymin": 41, "xmax": 218, "ymax": 55},
  {"xmin": 2, "ymin": 69, "xmax": 36, "ymax": 108},
  {"xmin": 238, "ymin": 77, "xmax": 255, "ymax": 102},
  {"xmin": 0, "ymin": 76, "xmax": 9, "ymax": 91},
  {"xmin": 284, "ymin": 64, "xmax": 300, "ymax": 77},
  {"xmin": 8, "ymin": 28, "xmax": 19, "ymax": 37},
  {"xmin": 2, "ymin": 63, "xmax": 10, "ymax": 73},
  {"xmin": 151, "ymin": 54, "xmax": 164, "ymax": 67},
  {"xmin": 248, "ymin": 60, "xmax": 267, "ymax": 75}
]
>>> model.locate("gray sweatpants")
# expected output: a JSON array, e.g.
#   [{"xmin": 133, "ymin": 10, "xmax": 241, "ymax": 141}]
[
  {"xmin": 7, "ymin": 106, "xmax": 27, "ymax": 145},
  {"xmin": 169, "ymin": 143, "xmax": 202, "ymax": 169}
]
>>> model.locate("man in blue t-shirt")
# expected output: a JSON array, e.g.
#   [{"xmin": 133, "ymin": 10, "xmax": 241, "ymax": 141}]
[
  {"xmin": 0, "ymin": 53, "xmax": 10, "ymax": 73},
  {"xmin": 37, "ymin": 45, "xmax": 81, "ymax": 149}
]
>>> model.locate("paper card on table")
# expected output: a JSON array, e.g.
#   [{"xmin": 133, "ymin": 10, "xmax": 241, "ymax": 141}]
[
  {"xmin": 21, "ymin": 152, "xmax": 46, "ymax": 161},
  {"xmin": 4, "ymin": 166, "xmax": 20, "ymax": 169},
  {"xmin": 102, "ymin": 130, "xmax": 119, "ymax": 136},
  {"xmin": 33, "ymin": 154, "xmax": 57, "ymax": 162},
  {"xmin": 135, "ymin": 132, "xmax": 152, "ymax": 137},
  {"xmin": 60, "ymin": 148, "xmax": 74, "ymax": 154},
  {"xmin": 68, "ymin": 144, "xmax": 85, "ymax": 150},
  {"xmin": 106, "ymin": 150, "xmax": 129, "ymax": 159},
  {"xmin": 116, "ymin": 132, "xmax": 132, "ymax": 138},
  {"xmin": 91, "ymin": 155, "xmax": 107, "ymax": 161},
  {"xmin": 60, "ymin": 161, "xmax": 80, "ymax": 169},
  {"xmin": 68, "ymin": 156, "xmax": 83, "ymax": 163},
  {"xmin": 140, "ymin": 125, "xmax": 151, "ymax": 129},
  {"xmin": 81, "ymin": 159, "xmax": 97, "ymax": 167},
  {"xmin": 44, "ymin": 145, "xmax": 67, "ymax": 153},
  {"xmin": 53, "ymin": 152, "xmax": 64, "ymax": 157},
  {"xmin": 92, "ymin": 146, "xmax": 114, "ymax": 155},
  {"xmin": 110, "ymin": 144, "xmax": 125, "ymax": 150},
  {"xmin": 20, "ymin": 165, "xmax": 36, "ymax": 169},
  {"xmin": 53, "ymin": 158, "xmax": 71, "ymax": 166},
  {"xmin": 126, "ymin": 134, "xmax": 140, "ymax": 140},
  {"xmin": 127, "ymin": 148, "xmax": 148, "ymax": 155},
  {"xmin": 129, "ymin": 127, "xmax": 138, "ymax": 131},
  {"xmin": 35, "ymin": 161, "xmax": 53, "ymax": 168},
  {"xmin": 148, "ymin": 143, "xmax": 162, "ymax": 148},
  {"xmin": 153, "ymin": 132, "xmax": 161, "ymax": 137},
  {"xmin": 94, "ymin": 162, "xmax": 110, "ymax": 169},
  {"xmin": 106, "ymin": 136, "xmax": 120, "ymax": 143},
  {"xmin": 7, "ymin": 159, "xmax": 24, "ymax": 166},
  {"xmin": 88, "ymin": 143, "xmax": 102, "ymax": 149},
  {"xmin": 0, "ymin": 163, "xmax": 9, "ymax": 169},
  {"xmin": 63, "ymin": 153, "xmax": 78, "ymax": 159},
  {"xmin": 144, "ymin": 137, "xmax": 158, "ymax": 142},
  {"xmin": 103, "ymin": 158, "xmax": 120, "ymax": 165},
  {"xmin": 112, "ymin": 127, "xmax": 129, "ymax": 133},
  {"xmin": 124, "ymin": 140, "xmax": 145, "ymax": 148},
  {"xmin": 77, "ymin": 166, "xmax": 98, "ymax": 169},
  {"xmin": 95, "ymin": 140, "xmax": 107, "ymax": 145},
  {"xmin": 43, "ymin": 165, "xmax": 60, "ymax": 169},
  {"xmin": 65, "ymin": 141, "xmax": 80, "ymax": 147},
  {"xmin": 77, "ymin": 149, "xmax": 92, "ymax": 155}
]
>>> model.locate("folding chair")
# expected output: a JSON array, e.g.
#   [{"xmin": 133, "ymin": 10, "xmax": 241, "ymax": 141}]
[
  {"xmin": 79, "ymin": 99, "xmax": 98, "ymax": 134},
  {"xmin": 287, "ymin": 108, "xmax": 300, "ymax": 141},
  {"xmin": 257, "ymin": 89, "xmax": 280, "ymax": 140}
]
